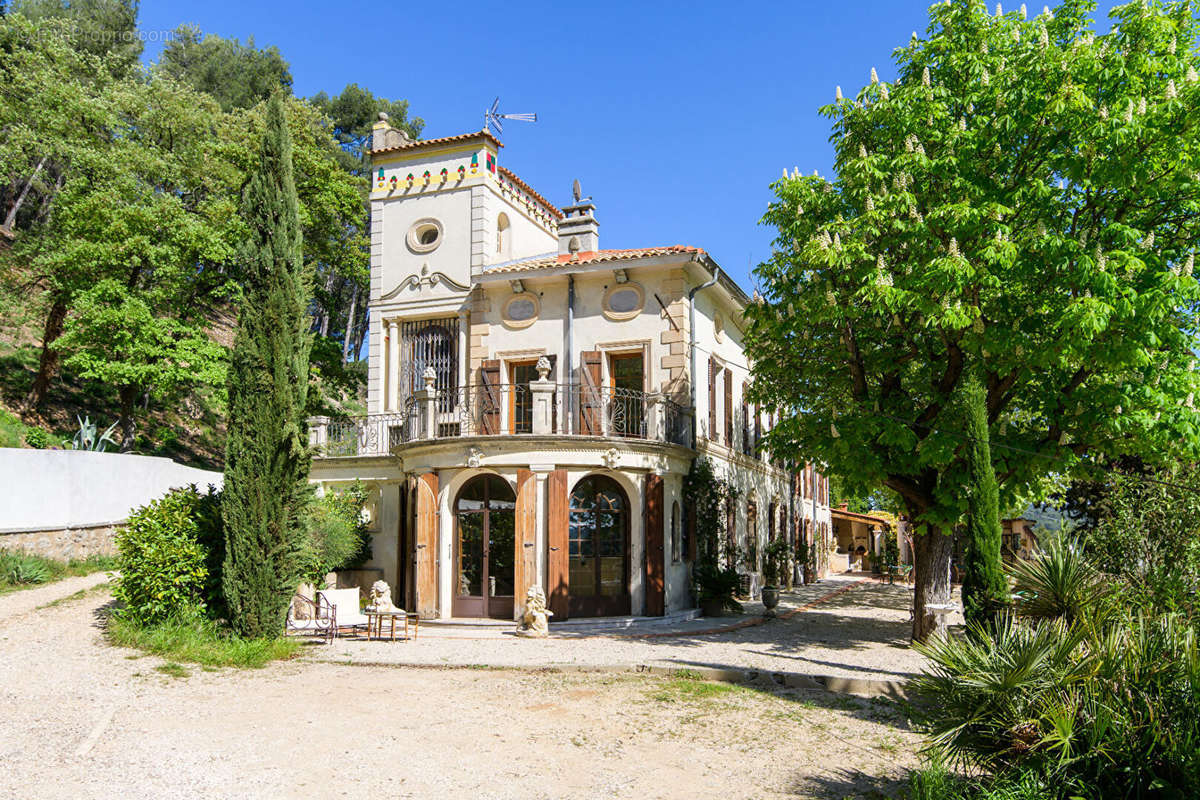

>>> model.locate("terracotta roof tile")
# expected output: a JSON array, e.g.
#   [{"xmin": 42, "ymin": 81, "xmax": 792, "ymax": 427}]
[
  {"xmin": 485, "ymin": 245, "xmax": 707, "ymax": 274},
  {"xmin": 371, "ymin": 129, "xmax": 502, "ymax": 156},
  {"xmin": 497, "ymin": 166, "xmax": 563, "ymax": 219}
]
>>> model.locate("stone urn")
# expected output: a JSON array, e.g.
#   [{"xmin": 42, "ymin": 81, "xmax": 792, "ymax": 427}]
[{"xmin": 761, "ymin": 586, "xmax": 780, "ymax": 618}]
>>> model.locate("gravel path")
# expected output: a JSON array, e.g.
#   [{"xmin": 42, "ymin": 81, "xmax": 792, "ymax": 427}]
[
  {"xmin": 315, "ymin": 575, "xmax": 953, "ymax": 683},
  {"xmin": 0, "ymin": 575, "xmax": 924, "ymax": 799}
]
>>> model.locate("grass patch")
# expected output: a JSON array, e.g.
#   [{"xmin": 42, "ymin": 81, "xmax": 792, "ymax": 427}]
[
  {"xmin": 155, "ymin": 662, "xmax": 190, "ymax": 679},
  {"xmin": 0, "ymin": 550, "xmax": 118, "ymax": 594},
  {"xmin": 107, "ymin": 615, "xmax": 301, "ymax": 669},
  {"xmin": 0, "ymin": 406, "xmax": 29, "ymax": 448},
  {"xmin": 35, "ymin": 581, "xmax": 111, "ymax": 610},
  {"xmin": 647, "ymin": 676, "xmax": 753, "ymax": 703}
]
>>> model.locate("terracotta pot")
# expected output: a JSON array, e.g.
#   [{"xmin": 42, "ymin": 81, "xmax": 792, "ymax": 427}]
[{"xmin": 699, "ymin": 597, "xmax": 725, "ymax": 618}]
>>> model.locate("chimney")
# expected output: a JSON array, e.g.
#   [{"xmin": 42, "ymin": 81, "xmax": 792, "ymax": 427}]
[
  {"xmin": 558, "ymin": 180, "xmax": 598, "ymax": 256},
  {"xmin": 370, "ymin": 112, "xmax": 412, "ymax": 153}
]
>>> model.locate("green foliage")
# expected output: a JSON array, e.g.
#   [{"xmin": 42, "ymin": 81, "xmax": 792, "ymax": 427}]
[
  {"xmin": 743, "ymin": 0, "xmax": 1200, "ymax": 635},
  {"xmin": 69, "ymin": 414, "xmax": 119, "ymax": 451},
  {"xmin": 0, "ymin": 550, "xmax": 117, "ymax": 592},
  {"xmin": 961, "ymin": 376, "xmax": 1008, "ymax": 628},
  {"xmin": 107, "ymin": 614, "xmax": 300, "ymax": 669},
  {"xmin": 114, "ymin": 488, "xmax": 213, "ymax": 624},
  {"xmin": 298, "ymin": 481, "xmax": 372, "ymax": 584},
  {"xmin": 761, "ymin": 536, "xmax": 792, "ymax": 587},
  {"xmin": 221, "ymin": 93, "xmax": 313, "ymax": 639},
  {"xmin": 684, "ymin": 458, "xmax": 743, "ymax": 609},
  {"xmin": 1081, "ymin": 467, "xmax": 1200, "ymax": 617},
  {"xmin": 22, "ymin": 425, "xmax": 48, "ymax": 448},
  {"xmin": 882, "ymin": 530, "xmax": 901, "ymax": 573},
  {"xmin": 1009, "ymin": 537, "xmax": 1108, "ymax": 624},
  {"xmin": 157, "ymin": 24, "xmax": 292, "ymax": 112},
  {"xmin": 11, "ymin": 0, "xmax": 142, "ymax": 77},
  {"xmin": 915, "ymin": 542, "xmax": 1200, "ymax": 797}
]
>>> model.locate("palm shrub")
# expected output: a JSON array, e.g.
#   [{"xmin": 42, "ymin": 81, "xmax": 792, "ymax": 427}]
[
  {"xmin": 0, "ymin": 550, "xmax": 54, "ymax": 585},
  {"xmin": 1008, "ymin": 537, "xmax": 1109, "ymax": 625}
]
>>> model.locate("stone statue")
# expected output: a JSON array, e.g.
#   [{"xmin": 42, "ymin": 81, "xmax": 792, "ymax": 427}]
[
  {"xmin": 367, "ymin": 580, "xmax": 398, "ymax": 612},
  {"xmin": 516, "ymin": 585, "xmax": 553, "ymax": 637}
]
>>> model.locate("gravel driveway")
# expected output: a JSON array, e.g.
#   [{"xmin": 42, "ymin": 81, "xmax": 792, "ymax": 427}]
[{"xmin": 0, "ymin": 576, "xmax": 925, "ymax": 799}]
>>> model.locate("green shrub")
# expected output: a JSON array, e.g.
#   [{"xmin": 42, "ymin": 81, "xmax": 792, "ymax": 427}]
[
  {"xmin": 0, "ymin": 550, "xmax": 54, "ymax": 585},
  {"xmin": 298, "ymin": 481, "xmax": 371, "ymax": 583},
  {"xmin": 114, "ymin": 488, "xmax": 213, "ymax": 624},
  {"xmin": 22, "ymin": 426, "xmax": 49, "ymax": 449}
]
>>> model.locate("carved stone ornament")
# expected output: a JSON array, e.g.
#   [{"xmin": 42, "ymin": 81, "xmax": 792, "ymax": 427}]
[
  {"xmin": 535, "ymin": 355, "xmax": 552, "ymax": 380},
  {"xmin": 516, "ymin": 585, "xmax": 553, "ymax": 637},
  {"xmin": 366, "ymin": 580, "xmax": 398, "ymax": 613},
  {"xmin": 602, "ymin": 447, "xmax": 621, "ymax": 470},
  {"xmin": 467, "ymin": 447, "xmax": 484, "ymax": 468}
]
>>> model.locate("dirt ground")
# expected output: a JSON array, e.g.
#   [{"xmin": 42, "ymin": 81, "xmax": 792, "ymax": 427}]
[{"xmin": 0, "ymin": 578, "xmax": 923, "ymax": 800}]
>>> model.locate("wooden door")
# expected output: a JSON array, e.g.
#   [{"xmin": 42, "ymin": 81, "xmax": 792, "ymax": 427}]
[
  {"xmin": 514, "ymin": 469, "xmax": 538, "ymax": 618},
  {"xmin": 415, "ymin": 472, "xmax": 439, "ymax": 619},
  {"xmin": 547, "ymin": 469, "xmax": 569, "ymax": 620},
  {"xmin": 608, "ymin": 352, "xmax": 645, "ymax": 438},
  {"xmin": 644, "ymin": 473, "xmax": 665, "ymax": 616}
]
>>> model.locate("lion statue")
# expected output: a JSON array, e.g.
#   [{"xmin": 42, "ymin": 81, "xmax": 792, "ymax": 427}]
[
  {"xmin": 516, "ymin": 585, "xmax": 553, "ymax": 638},
  {"xmin": 366, "ymin": 580, "xmax": 398, "ymax": 612}
]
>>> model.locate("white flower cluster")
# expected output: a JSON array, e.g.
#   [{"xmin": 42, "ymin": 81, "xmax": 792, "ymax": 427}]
[
  {"xmin": 881, "ymin": 84, "xmax": 890, "ymax": 100},
  {"xmin": 949, "ymin": 237, "xmax": 960, "ymax": 257},
  {"xmin": 922, "ymin": 66, "xmax": 931, "ymax": 86},
  {"xmin": 1167, "ymin": 79, "xmax": 1177, "ymax": 99},
  {"xmin": 1189, "ymin": 66, "xmax": 1199, "ymax": 83}
]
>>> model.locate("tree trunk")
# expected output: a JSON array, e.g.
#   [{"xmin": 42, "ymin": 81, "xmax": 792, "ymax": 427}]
[
  {"xmin": 341, "ymin": 282, "xmax": 358, "ymax": 363},
  {"xmin": 911, "ymin": 521, "xmax": 954, "ymax": 642},
  {"xmin": 118, "ymin": 384, "xmax": 138, "ymax": 452},
  {"xmin": 23, "ymin": 295, "xmax": 69, "ymax": 412},
  {"xmin": 3, "ymin": 156, "xmax": 47, "ymax": 234}
]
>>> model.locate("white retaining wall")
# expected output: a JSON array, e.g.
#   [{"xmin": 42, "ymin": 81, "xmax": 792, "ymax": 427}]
[{"xmin": 0, "ymin": 448, "xmax": 223, "ymax": 533}]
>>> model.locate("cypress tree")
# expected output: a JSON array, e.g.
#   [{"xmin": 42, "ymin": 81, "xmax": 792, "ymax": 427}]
[
  {"xmin": 960, "ymin": 374, "xmax": 1008, "ymax": 630},
  {"xmin": 221, "ymin": 93, "xmax": 312, "ymax": 638}
]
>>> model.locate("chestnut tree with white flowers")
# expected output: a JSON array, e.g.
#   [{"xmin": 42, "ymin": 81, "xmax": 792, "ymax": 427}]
[{"xmin": 745, "ymin": 0, "xmax": 1200, "ymax": 641}]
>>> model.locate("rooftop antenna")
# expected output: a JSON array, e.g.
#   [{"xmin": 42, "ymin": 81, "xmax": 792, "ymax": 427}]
[{"xmin": 484, "ymin": 97, "xmax": 537, "ymax": 136}]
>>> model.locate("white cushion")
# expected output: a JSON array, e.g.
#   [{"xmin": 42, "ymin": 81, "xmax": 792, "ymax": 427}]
[{"xmin": 318, "ymin": 588, "xmax": 368, "ymax": 626}]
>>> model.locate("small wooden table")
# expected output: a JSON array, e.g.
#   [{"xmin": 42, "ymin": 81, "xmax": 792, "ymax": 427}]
[{"xmin": 365, "ymin": 610, "xmax": 419, "ymax": 641}]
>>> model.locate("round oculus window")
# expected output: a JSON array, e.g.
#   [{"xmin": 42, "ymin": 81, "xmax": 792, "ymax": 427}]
[
  {"xmin": 502, "ymin": 293, "xmax": 540, "ymax": 328},
  {"xmin": 406, "ymin": 218, "xmax": 443, "ymax": 253},
  {"xmin": 602, "ymin": 282, "xmax": 644, "ymax": 320}
]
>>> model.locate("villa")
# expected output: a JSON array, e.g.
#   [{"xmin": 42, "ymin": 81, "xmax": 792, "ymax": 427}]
[{"xmin": 308, "ymin": 115, "xmax": 833, "ymax": 621}]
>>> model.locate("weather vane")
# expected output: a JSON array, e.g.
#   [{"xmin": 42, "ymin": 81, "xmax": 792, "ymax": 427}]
[{"xmin": 484, "ymin": 97, "xmax": 537, "ymax": 136}]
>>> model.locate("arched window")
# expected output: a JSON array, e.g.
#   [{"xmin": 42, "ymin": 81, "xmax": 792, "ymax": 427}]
[
  {"xmin": 453, "ymin": 475, "xmax": 516, "ymax": 618},
  {"xmin": 670, "ymin": 501, "xmax": 681, "ymax": 564},
  {"xmin": 568, "ymin": 475, "xmax": 630, "ymax": 616},
  {"xmin": 496, "ymin": 213, "xmax": 510, "ymax": 258}
]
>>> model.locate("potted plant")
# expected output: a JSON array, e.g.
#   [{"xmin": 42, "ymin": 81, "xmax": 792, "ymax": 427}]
[
  {"xmin": 761, "ymin": 538, "xmax": 791, "ymax": 617},
  {"xmin": 694, "ymin": 562, "xmax": 742, "ymax": 617}
]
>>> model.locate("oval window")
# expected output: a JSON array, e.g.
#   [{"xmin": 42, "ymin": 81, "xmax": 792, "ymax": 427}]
[
  {"xmin": 608, "ymin": 288, "xmax": 640, "ymax": 313},
  {"xmin": 407, "ymin": 218, "xmax": 443, "ymax": 253},
  {"xmin": 507, "ymin": 298, "xmax": 535, "ymax": 321}
]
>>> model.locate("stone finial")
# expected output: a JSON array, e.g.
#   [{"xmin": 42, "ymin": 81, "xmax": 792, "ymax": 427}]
[
  {"xmin": 378, "ymin": 112, "xmax": 389, "ymax": 122},
  {"xmin": 536, "ymin": 355, "xmax": 552, "ymax": 380},
  {"xmin": 422, "ymin": 366, "xmax": 437, "ymax": 389}
]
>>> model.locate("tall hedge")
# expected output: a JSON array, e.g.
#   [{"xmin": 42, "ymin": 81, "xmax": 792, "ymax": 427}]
[
  {"xmin": 961, "ymin": 375, "xmax": 1007, "ymax": 629},
  {"xmin": 221, "ymin": 93, "xmax": 312, "ymax": 638}
]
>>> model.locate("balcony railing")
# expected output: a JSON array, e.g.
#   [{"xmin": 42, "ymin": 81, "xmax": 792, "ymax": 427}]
[{"xmin": 310, "ymin": 382, "xmax": 693, "ymax": 457}]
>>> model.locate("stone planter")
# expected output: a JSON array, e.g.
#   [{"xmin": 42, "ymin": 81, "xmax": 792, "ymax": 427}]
[
  {"xmin": 761, "ymin": 586, "xmax": 780, "ymax": 618},
  {"xmin": 699, "ymin": 597, "xmax": 725, "ymax": 618}
]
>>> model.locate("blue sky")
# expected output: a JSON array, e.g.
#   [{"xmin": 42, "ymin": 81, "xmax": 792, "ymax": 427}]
[{"xmin": 139, "ymin": 0, "xmax": 1125, "ymax": 293}]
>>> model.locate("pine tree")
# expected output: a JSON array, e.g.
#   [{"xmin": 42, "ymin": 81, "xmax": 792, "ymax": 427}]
[
  {"xmin": 961, "ymin": 375, "xmax": 1007, "ymax": 630},
  {"xmin": 221, "ymin": 92, "xmax": 312, "ymax": 638}
]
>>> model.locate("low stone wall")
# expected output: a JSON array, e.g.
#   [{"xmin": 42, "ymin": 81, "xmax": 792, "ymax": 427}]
[{"xmin": 0, "ymin": 523, "xmax": 121, "ymax": 561}]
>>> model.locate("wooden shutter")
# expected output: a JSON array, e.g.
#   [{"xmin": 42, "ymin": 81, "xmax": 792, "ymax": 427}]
[
  {"xmin": 479, "ymin": 359, "xmax": 501, "ymax": 435},
  {"xmin": 644, "ymin": 474, "xmax": 665, "ymax": 616},
  {"xmin": 579, "ymin": 350, "xmax": 602, "ymax": 436},
  {"xmin": 723, "ymin": 369, "xmax": 733, "ymax": 446},
  {"xmin": 708, "ymin": 358, "xmax": 719, "ymax": 441},
  {"xmin": 514, "ymin": 469, "xmax": 538, "ymax": 619},
  {"xmin": 547, "ymin": 469, "xmax": 570, "ymax": 620},
  {"xmin": 741, "ymin": 382, "xmax": 750, "ymax": 455},
  {"xmin": 414, "ymin": 472, "xmax": 439, "ymax": 619}
]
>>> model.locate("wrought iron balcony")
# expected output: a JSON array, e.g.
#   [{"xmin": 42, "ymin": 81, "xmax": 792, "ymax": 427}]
[{"xmin": 310, "ymin": 382, "xmax": 693, "ymax": 457}]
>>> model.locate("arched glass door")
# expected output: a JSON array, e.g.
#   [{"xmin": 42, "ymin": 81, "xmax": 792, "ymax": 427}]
[
  {"xmin": 454, "ymin": 475, "xmax": 516, "ymax": 618},
  {"xmin": 568, "ymin": 475, "xmax": 630, "ymax": 617}
]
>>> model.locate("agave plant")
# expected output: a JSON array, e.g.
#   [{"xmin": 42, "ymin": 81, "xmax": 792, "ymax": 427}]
[
  {"xmin": 71, "ymin": 415, "xmax": 119, "ymax": 452},
  {"xmin": 1007, "ymin": 537, "xmax": 1109, "ymax": 626}
]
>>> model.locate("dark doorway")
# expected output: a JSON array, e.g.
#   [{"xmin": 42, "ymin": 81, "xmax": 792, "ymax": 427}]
[
  {"xmin": 568, "ymin": 475, "xmax": 631, "ymax": 617},
  {"xmin": 453, "ymin": 475, "xmax": 516, "ymax": 618}
]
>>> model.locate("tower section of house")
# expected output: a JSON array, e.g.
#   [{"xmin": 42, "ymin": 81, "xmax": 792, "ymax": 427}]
[{"xmin": 309, "ymin": 116, "xmax": 833, "ymax": 623}]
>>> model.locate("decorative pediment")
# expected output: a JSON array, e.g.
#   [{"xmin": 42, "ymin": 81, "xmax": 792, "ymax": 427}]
[{"xmin": 380, "ymin": 264, "xmax": 470, "ymax": 300}]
